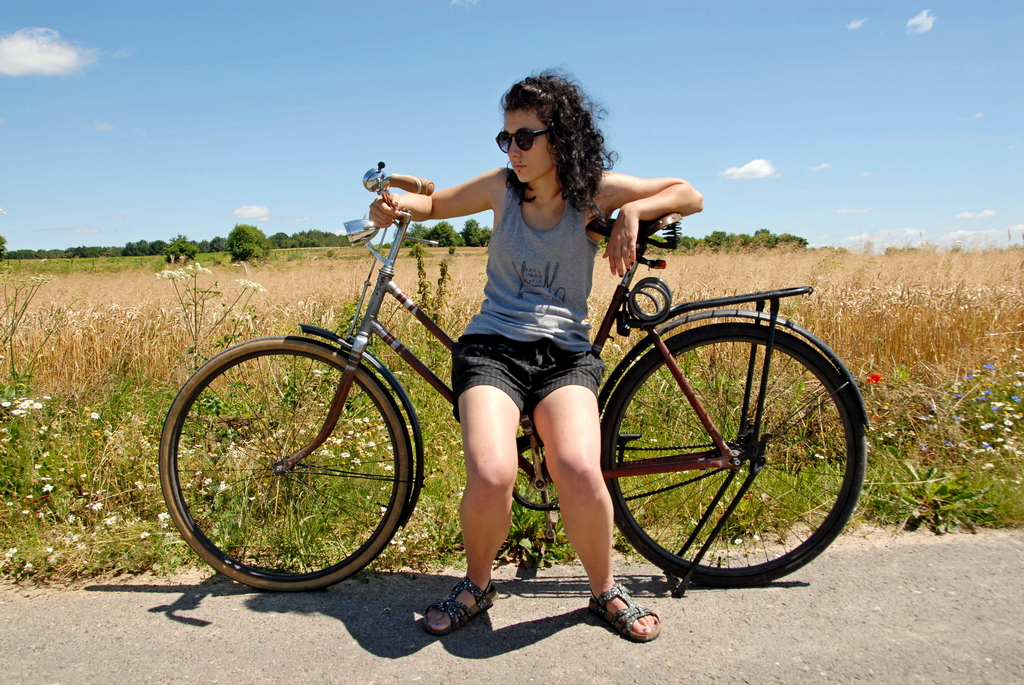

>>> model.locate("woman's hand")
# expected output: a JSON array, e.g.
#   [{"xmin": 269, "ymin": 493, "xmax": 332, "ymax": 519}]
[
  {"xmin": 603, "ymin": 205, "xmax": 639, "ymax": 276},
  {"xmin": 368, "ymin": 194, "xmax": 403, "ymax": 228}
]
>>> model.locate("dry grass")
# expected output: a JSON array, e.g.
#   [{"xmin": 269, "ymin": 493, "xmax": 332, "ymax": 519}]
[{"xmin": 3, "ymin": 246, "xmax": 1023, "ymax": 580}]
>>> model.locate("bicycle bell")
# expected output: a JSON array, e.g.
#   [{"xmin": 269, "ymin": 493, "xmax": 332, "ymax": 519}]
[{"xmin": 362, "ymin": 162, "xmax": 389, "ymax": 193}]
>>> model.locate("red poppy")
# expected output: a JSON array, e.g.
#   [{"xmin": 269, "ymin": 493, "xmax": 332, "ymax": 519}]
[{"xmin": 866, "ymin": 372, "xmax": 882, "ymax": 384}]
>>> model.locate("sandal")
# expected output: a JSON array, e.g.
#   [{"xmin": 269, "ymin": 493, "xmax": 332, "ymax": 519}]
[
  {"xmin": 589, "ymin": 583, "xmax": 661, "ymax": 643},
  {"xmin": 423, "ymin": 577, "xmax": 498, "ymax": 636}
]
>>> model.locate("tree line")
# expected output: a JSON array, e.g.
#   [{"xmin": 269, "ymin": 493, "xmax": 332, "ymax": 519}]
[
  {"xmin": 675, "ymin": 228, "xmax": 808, "ymax": 252},
  {"xmin": 3, "ymin": 227, "xmax": 350, "ymax": 262},
  {"xmin": 0, "ymin": 223, "xmax": 806, "ymax": 263}
]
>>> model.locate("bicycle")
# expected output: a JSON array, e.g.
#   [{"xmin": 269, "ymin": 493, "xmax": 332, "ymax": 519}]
[{"xmin": 159, "ymin": 163, "xmax": 867, "ymax": 596}]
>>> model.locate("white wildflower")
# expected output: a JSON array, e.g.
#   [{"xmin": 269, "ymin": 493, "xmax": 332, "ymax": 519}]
[{"xmin": 235, "ymin": 279, "xmax": 267, "ymax": 293}]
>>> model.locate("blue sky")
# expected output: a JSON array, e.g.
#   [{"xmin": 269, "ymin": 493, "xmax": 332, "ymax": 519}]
[{"xmin": 1, "ymin": 1, "xmax": 1020, "ymax": 252}]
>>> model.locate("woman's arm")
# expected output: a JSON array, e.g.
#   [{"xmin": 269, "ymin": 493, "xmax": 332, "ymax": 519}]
[
  {"xmin": 369, "ymin": 168, "xmax": 508, "ymax": 227},
  {"xmin": 595, "ymin": 173, "xmax": 704, "ymax": 276}
]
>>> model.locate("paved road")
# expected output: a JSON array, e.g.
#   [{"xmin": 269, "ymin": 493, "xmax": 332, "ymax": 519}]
[{"xmin": 2, "ymin": 529, "xmax": 1022, "ymax": 684}]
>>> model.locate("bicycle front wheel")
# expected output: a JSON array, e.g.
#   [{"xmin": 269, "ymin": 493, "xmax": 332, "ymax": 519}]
[
  {"xmin": 602, "ymin": 323, "xmax": 866, "ymax": 587},
  {"xmin": 159, "ymin": 337, "xmax": 413, "ymax": 591}
]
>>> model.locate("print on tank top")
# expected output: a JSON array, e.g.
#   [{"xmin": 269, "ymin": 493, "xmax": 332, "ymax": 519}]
[{"xmin": 514, "ymin": 260, "xmax": 566, "ymax": 303}]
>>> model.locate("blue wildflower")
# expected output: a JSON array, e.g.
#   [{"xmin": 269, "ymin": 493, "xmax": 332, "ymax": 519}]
[
  {"xmin": 1012, "ymin": 396, "xmax": 1021, "ymax": 403},
  {"xmin": 943, "ymin": 440, "xmax": 954, "ymax": 446},
  {"xmin": 983, "ymin": 363, "xmax": 996, "ymax": 371},
  {"xmin": 982, "ymin": 390, "xmax": 993, "ymax": 396},
  {"xmin": 965, "ymin": 375, "xmax": 977, "ymax": 380},
  {"xmin": 953, "ymin": 394, "xmax": 963, "ymax": 399}
]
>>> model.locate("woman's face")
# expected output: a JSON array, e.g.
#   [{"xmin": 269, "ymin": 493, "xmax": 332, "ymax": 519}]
[{"xmin": 503, "ymin": 109, "xmax": 557, "ymax": 188}]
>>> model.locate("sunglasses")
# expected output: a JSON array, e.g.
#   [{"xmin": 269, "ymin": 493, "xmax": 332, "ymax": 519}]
[{"xmin": 495, "ymin": 127, "xmax": 549, "ymax": 153}]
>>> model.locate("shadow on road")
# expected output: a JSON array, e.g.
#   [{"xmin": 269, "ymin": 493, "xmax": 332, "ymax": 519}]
[{"xmin": 83, "ymin": 568, "xmax": 809, "ymax": 658}]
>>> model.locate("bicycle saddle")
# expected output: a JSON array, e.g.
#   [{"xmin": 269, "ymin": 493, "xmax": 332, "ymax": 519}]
[{"xmin": 585, "ymin": 212, "xmax": 683, "ymax": 249}]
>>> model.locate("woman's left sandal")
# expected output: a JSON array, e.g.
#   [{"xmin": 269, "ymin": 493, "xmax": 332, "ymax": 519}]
[
  {"xmin": 589, "ymin": 583, "xmax": 661, "ymax": 643},
  {"xmin": 423, "ymin": 577, "xmax": 498, "ymax": 636}
]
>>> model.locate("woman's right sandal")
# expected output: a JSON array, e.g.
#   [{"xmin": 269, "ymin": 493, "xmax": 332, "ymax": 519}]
[
  {"xmin": 423, "ymin": 577, "xmax": 498, "ymax": 636},
  {"xmin": 589, "ymin": 583, "xmax": 661, "ymax": 643}
]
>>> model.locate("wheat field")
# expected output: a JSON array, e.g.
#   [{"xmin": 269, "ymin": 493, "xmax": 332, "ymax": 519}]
[{"xmin": 2, "ymin": 246, "xmax": 1022, "ymax": 580}]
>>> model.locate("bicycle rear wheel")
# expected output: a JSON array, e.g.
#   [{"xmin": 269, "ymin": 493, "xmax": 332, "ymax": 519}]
[
  {"xmin": 159, "ymin": 336, "xmax": 413, "ymax": 591},
  {"xmin": 602, "ymin": 323, "xmax": 865, "ymax": 587}
]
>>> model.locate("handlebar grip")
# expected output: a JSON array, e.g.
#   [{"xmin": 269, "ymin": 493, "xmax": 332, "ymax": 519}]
[{"xmin": 389, "ymin": 174, "xmax": 435, "ymax": 196}]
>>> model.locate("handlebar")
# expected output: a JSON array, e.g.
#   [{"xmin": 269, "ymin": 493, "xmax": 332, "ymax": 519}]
[
  {"xmin": 389, "ymin": 174, "xmax": 434, "ymax": 196},
  {"xmin": 362, "ymin": 162, "xmax": 434, "ymax": 197}
]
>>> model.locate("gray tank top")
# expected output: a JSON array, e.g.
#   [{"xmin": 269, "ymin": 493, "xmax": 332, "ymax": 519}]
[{"xmin": 463, "ymin": 187, "xmax": 600, "ymax": 352}]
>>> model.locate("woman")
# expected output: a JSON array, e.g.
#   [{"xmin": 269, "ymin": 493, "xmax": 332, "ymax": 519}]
[{"xmin": 370, "ymin": 72, "xmax": 703, "ymax": 642}]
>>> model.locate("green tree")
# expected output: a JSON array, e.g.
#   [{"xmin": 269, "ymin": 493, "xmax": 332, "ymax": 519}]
[
  {"xmin": 226, "ymin": 224, "xmax": 269, "ymax": 262},
  {"xmin": 777, "ymin": 233, "xmax": 809, "ymax": 249},
  {"xmin": 164, "ymin": 234, "xmax": 200, "ymax": 263},
  {"xmin": 461, "ymin": 218, "xmax": 492, "ymax": 247},
  {"xmin": 424, "ymin": 221, "xmax": 463, "ymax": 247},
  {"xmin": 267, "ymin": 232, "xmax": 294, "ymax": 249},
  {"xmin": 0, "ymin": 235, "xmax": 6, "ymax": 261}
]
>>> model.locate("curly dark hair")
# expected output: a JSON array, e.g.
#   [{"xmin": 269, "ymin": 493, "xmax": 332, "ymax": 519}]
[{"xmin": 501, "ymin": 71, "xmax": 616, "ymax": 220}]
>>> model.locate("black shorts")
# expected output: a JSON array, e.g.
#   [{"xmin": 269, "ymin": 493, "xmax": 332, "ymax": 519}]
[{"xmin": 451, "ymin": 334, "xmax": 605, "ymax": 422}]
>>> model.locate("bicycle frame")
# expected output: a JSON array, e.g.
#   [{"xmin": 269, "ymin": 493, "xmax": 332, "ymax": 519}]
[{"xmin": 272, "ymin": 200, "xmax": 808, "ymax": 491}]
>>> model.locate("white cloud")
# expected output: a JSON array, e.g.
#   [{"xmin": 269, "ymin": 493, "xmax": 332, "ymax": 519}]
[
  {"xmin": 717, "ymin": 159, "xmax": 777, "ymax": 179},
  {"xmin": 91, "ymin": 121, "xmax": 116, "ymax": 132},
  {"xmin": 807, "ymin": 163, "xmax": 832, "ymax": 172},
  {"xmin": 958, "ymin": 112, "xmax": 983, "ymax": 121},
  {"xmin": 846, "ymin": 18, "xmax": 868, "ymax": 30},
  {"xmin": 1009, "ymin": 224, "xmax": 1024, "ymax": 232},
  {"xmin": 0, "ymin": 117, "xmax": 5, "ymax": 125},
  {"xmin": 233, "ymin": 205, "xmax": 270, "ymax": 222},
  {"xmin": 860, "ymin": 172, "xmax": 872, "ymax": 177},
  {"xmin": 452, "ymin": 0, "xmax": 478, "ymax": 5},
  {"xmin": 0, "ymin": 28, "xmax": 97, "ymax": 76},
  {"xmin": 848, "ymin": 228, "xmax": 925, "ymax": 249},
  {"xmin": 906, "ymin": 9, "xmax": 936, "ymax": 34},
  {"xmin": 837, "ymin": 208, "xmax": 872, "ymax": 214},
  {"xmin": 938, "ymin": 229, "xmax": 1000, "ymax": 246},
  {"xmin": 957, "ymin": 209, "xmax": 997, "ymax": 219},
  {"xmin": 109, "ymin": 214, "xmax": 124, "ymax": 219}
]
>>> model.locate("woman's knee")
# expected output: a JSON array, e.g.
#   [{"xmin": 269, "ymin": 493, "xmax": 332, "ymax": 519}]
[
  {"xmin": 547, "ymin": 449, "xmax": 604, "ymax": 492},
  {"xmin": 464, "ymin": 455, "xmax": 518, "ymax": 495}
]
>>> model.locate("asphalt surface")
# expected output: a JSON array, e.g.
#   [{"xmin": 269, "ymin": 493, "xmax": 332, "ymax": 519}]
[{"xmin": 1, "ymin": 528, "xmax": 1022, "ymax": 684}]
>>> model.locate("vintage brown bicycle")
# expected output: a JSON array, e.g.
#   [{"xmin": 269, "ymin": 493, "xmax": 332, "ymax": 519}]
[{"xmin": 159, "ymin": 164, "xmax": 867, "ymax": 596}]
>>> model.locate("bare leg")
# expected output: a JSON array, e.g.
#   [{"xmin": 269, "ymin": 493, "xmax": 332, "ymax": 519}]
[
  {"xmin": 425, "ymin": 385, "xmax": 520, "ymax": 632},
  {"xmin": 532, "ymin": 385, "xmax": 657, "ymax": 637}
]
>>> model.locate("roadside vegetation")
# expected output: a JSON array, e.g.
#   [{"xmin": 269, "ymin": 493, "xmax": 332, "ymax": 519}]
[{"xmin": 1, "ymin": 245, "xmax": 1023, "ymax": 582}]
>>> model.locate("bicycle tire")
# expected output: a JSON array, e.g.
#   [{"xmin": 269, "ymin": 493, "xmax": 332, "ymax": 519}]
[
  {"xmin": 601, "ymin": 323, "xmax": 866, "ymax": 587},
  {"xmin": 159, "ymin": 336, "xmax": 413, "ymax": 591}
]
